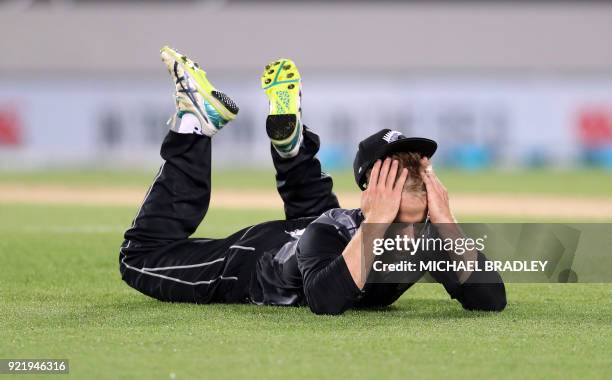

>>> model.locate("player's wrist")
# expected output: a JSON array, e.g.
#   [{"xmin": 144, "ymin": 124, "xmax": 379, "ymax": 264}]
[
  {"xmin": 429, "ymin": 206, "xmax": 455, "ymax": 224},
  {"xmin": 432, "ymin": 215, "xmax": 455, "ymax": 224},
  {"xmin": 363, "ymin": 216, "xmax": 393, "ymax": 225}
]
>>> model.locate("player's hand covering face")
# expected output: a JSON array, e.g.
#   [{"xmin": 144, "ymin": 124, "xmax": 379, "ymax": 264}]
[
  {"xmin": 420, "ymin": 157, "xmax": 455, "ymax": 224},
  {"xmin": 360, "ymin": 158, "xmax": 409, "ymax": 224}
]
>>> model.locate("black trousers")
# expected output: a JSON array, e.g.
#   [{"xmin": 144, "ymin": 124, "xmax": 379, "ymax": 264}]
[{"xmin": 119, "ymin": 127, "xmax": 339, "ymax": 303}]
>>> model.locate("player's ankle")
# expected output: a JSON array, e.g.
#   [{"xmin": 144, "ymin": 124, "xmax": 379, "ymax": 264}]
[
  {"xmin": 268, "ymin": 115, "xmax": 303, "ymax": 158},
  {"xmin": 169, "ymin": 112, "xmax": 205, "ymax": 135}
]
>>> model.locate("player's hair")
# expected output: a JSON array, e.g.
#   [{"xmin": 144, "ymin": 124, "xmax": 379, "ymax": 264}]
[
  {"xmin": 366, "ymin": 152, "xmax": 426, "ymax": 195},
  {"xmin": 390, "ymin": 152, "xmax": 426, "ymax": 195}
]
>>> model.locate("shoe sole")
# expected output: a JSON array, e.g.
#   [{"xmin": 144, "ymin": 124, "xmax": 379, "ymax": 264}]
[
  {"xmin": 261, "ymin": 58, "xmax": 301, "ymax": 143},
  {"xmin": 160, "ymin": 46, "xmax": 239, "ymax": 121}
]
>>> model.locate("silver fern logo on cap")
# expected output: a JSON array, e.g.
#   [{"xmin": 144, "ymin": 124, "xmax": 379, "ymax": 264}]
[{"xmin": 382, "ymin": 130, "xmax": 402, "ymax": 143}]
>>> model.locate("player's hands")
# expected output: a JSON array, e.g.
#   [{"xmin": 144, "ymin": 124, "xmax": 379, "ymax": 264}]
[
  {"xmin": 361, "ymin": 158, "xmax": 409, "ymax": 224},
  {"xmin": 420, "ymin": 157, "xmax": 455, "ymax": 224}
]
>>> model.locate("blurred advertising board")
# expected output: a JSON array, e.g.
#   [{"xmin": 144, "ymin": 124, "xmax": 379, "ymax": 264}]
[{"xmin": 1, "ymin": 75, "xmax": 611, "ymax": 169}]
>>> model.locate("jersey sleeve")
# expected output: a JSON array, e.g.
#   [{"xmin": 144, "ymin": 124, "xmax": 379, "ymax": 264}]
[
  {"xmin": 426, "ymin": 228, "xmax": 506, "ymax": 312},
  {"xmin": 296, "ymin": 222, "xmax": 362, "ymax": 315}
]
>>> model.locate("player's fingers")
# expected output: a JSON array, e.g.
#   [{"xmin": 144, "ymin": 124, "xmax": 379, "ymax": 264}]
[
  {"xmin": 420, "ymin": 161, "xmax": 431, "ymax": 183},
  {"xmin": 423, "ymin": 157, "xmax": 436, "ymax": 179},
  {"xmin": 421, "ymin": 158, "xmax": 442, "ymax": 192},
  {"xmin": 394, "ymin": 168, "xmax": 409, "ymax": 193},
  {"xmin": 368, "ymin": 160, "xmax": 381, "ymax": 189},
  {"xmin": 378, "ymin": 158, "xmax": 391, "ymax": 189},
  {"xmin": 428, "ymin": 165, "xmax": 446, "ymax": 193},
  {"xmin": 386, "ymin": 160, "xmax": 399, "ymax": 189},
  {"xmin": 420, "ymin": 157, "xmax": 429, "ymax": 170},
  {"xmin": 420, "ymin": 164, "xmax": 435, "ymax": 193},
  {"xmin": 420, "ymin": 169, "xmax": 436, "ymax": 207}
]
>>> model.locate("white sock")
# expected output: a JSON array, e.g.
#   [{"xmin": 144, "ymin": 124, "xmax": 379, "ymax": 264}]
[{"xmin": 172, "ymin": 113, "xmax": 203, "ymax": 135}]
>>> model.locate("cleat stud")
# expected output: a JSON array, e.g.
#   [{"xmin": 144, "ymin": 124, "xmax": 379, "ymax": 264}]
[
  {"xmin": 265, "ymin": 78, "xmax": 271, "ymax": 84},
  {"xmin": 265, "ymin": 65, "xmax": 270, "ymax": 70},
  {"xmin": 288, "ymin": 84, "xmax": 295, "ymax": 89},
  {"xmin": 274, "ymin": 61, "xmax": 280, "ymax": 65},
  {"xmin": 287, "ymin": 73, "xmax": 294, "ymax": 78},
  {"xmin": 283, "ymin": 64, "xmax": 291, "ymax": 70},
  {"xmin": 268, "ymin": 70, "xmax": 274, "ymax": 74}
]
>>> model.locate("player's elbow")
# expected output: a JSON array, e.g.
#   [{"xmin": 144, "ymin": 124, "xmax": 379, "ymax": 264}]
[
  {"xmin": 459, "ymin": 283, "xmax": 507, "ymax": 312},
  {"xmin": 304, "ymin": 282, "xmax": 352, "ymax": 315},
  {"xmin": 307, "ymin": 299, "xmax": 348, "ymax": 315},
  {"xmin": 300, "ymin": 255, "xmax": 361, "ymax": 316},
  {"xmin": 463, "ymin": 295, "xmax": 506, "ymax": 312}
]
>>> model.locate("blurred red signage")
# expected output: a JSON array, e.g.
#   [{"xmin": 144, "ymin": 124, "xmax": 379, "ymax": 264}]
[
  {"xmin": 0, "ymin": 105, "xmax": 23, "ymax": 146},
  {"xmin": 577, "ymin": 107, "xmax": 612, "ymax": 147}
]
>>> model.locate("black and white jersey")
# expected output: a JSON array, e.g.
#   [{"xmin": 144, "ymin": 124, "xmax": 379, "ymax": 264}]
[
  {"xmin": 249, "ymin": 208, "xmax": 365, "ymax": 308},
  {"xmin": 249, "ymin": 208, "xmax": 434, "ymax": 313}
]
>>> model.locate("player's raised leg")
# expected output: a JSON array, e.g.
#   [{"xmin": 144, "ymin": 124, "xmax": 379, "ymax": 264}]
[
  {"xmin": 123, "ymin": 46, "xmax": 239, "ymax": 246},
  {"xmin": 261, "ymin": 58, "xmax": 340, "ymax": 219},
  {"xmin": 262, "ymin": 58, "xmax": 303, "ymax": 158},
  {"xmin": 119, "ymin": 47, "xmax": 242, "ymax": 303}
]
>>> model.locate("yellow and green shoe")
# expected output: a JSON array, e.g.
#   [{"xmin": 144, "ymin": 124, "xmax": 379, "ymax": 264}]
[
  {"xmin": 261, "ymin": 58, "xmax": 302, "ymax": 158},
  {"xmin": 160, "ymin": 46, "xmax": 239, "ymax": 136}
]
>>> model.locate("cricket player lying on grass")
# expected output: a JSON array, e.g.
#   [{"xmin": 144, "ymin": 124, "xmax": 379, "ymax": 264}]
[{"xmin": 119, "ymin": 46, "xmax": 506, "ymax": 315}]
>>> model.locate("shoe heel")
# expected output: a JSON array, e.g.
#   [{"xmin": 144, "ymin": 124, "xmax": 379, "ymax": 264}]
[{"xmin": 266, "ymin": 114, "xmax": 298, "ymax": 141}]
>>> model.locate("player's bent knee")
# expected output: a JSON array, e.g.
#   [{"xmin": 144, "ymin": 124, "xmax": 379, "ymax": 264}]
[{"xmin": 119, "ymin": 254, "xmax": 168, "ymax": 302}]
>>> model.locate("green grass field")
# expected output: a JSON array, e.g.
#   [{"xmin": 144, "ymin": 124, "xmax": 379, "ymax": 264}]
[
  {"xmin": 1, "ymin": 170, "xmax": 611, "ymax": 379},
  {"xmin": 2, "ymin": 167, "xmax": 612, "ymax": 196}
]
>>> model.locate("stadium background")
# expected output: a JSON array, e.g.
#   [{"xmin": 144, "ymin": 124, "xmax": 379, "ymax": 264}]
[{"xmin": 1, "ymin": 1, "xmax": 611, "ymax": 379}]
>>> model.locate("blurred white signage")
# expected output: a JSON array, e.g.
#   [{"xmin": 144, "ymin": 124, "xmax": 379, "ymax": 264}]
[{"xmin": 1, "ymin": 75, "xmax": 612, "ymax": 169}]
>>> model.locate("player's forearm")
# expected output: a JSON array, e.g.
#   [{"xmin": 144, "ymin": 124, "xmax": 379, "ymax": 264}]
[
  {"xmin": 435, "ymin": 222, "xmax": 478, "ymax": 284},
  {"xmin": 342, "ymin": 222, "xmax": 389, "ymax": 289},
  {"xmin": 303, "ymin": 257, "xmax": 361, "ymax": 315}
]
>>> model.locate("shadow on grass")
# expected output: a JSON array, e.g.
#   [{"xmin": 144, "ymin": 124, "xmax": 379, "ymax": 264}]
[
  {"xmin": 89, "ymin": 296, "xmax": 497, "ymax": 325},
  {"xmin": 348, "ymin": 299, "xmax": 494, "ymax": 320}
]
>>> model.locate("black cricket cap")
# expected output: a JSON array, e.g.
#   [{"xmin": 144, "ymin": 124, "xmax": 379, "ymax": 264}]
[{"xmin": 353, "ymin": 129, "xmax": 437, "ymax": 190}]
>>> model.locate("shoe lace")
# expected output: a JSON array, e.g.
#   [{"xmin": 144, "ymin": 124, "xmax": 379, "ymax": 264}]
[{"xmin": 173, "ymin": 61, "xmax": 209, "ymax": 124}]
